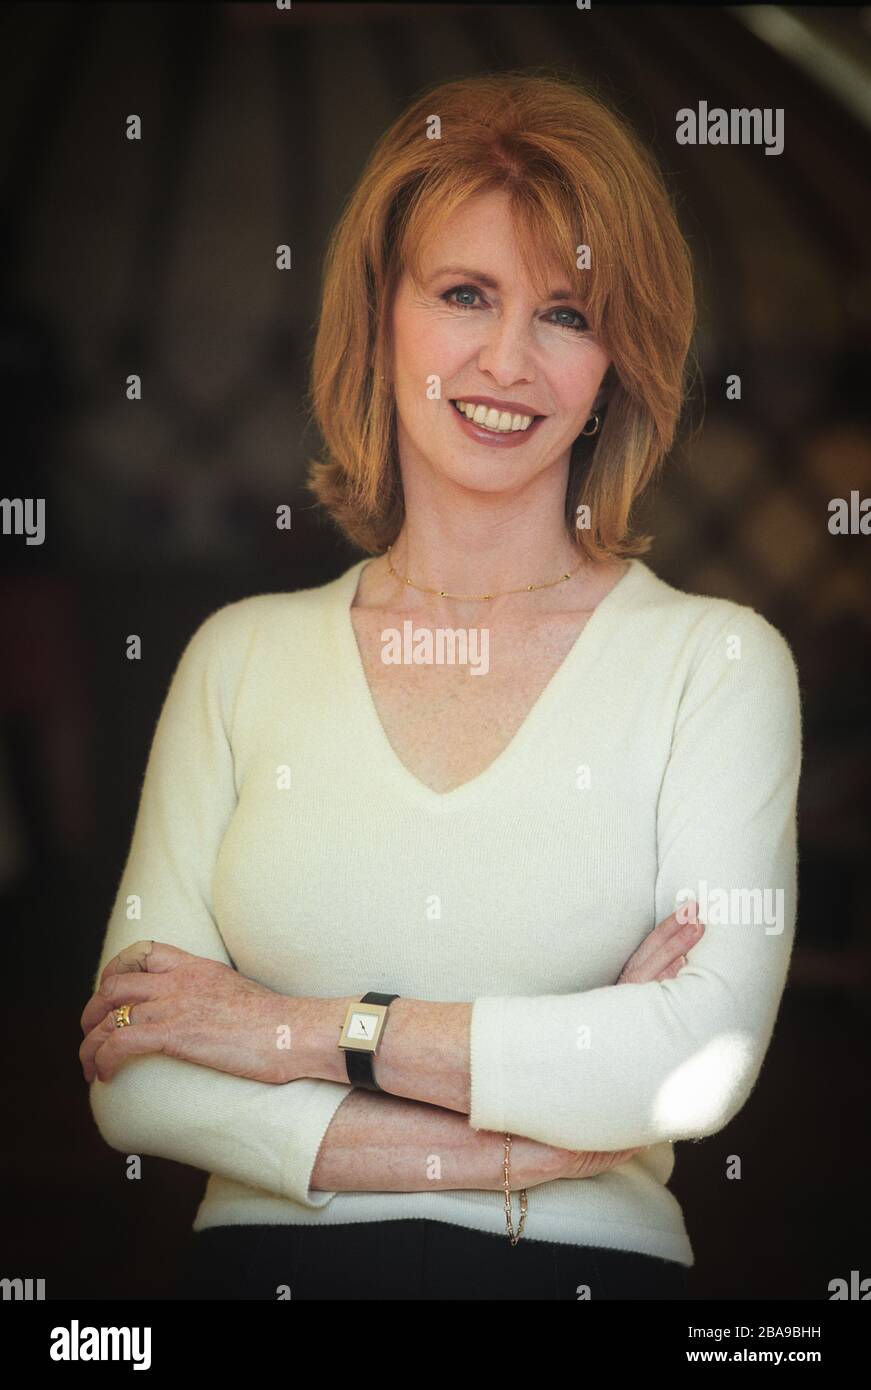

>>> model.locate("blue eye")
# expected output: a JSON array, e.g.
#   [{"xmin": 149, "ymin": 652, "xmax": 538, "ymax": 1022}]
[
  {"xmin": 550, "ymin": 306, "xmax": 588, "ymax": 333},
  {"xmin": 440, "ymin": 285, "xmax": 588, "ymax": 333},
  {"xmin": 442, "ymin": 286, "xmax": 480, "ymax": 310}
]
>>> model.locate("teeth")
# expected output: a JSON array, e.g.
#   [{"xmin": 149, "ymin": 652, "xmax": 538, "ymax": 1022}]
[{"xmin": 455, "ymin": 401, "xmax": 534, "ymax": 433}]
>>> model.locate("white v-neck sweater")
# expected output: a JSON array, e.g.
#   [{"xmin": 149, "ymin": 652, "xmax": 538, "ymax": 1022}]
[{"xmin": 89, "ymin": 555, "xmax": 802, "ymax": 1267}]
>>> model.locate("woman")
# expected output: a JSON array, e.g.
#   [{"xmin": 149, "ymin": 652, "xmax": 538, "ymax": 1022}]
[{"xmin": 80, "ymin": 71, "xmax": 802, "ymax": 1301}]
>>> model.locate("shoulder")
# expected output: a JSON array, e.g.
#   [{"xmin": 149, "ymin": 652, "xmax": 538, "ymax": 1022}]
[
  {"xmin": 177, "ymin": 562, "xmax": 359, "ymax": 676},
  {"xmin": 629, "ymin": 563, "xmax": 802, "ymax": 749},
  {"xmin": 631, "ymin": 559, "xmax": 799, "ymax": 681},
  {"xmin": 196, "ymin": 562, "xmax": 359, "ymax": 643}
]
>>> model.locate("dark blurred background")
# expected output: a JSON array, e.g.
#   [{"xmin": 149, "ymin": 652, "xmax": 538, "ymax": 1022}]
[{"xmin": 0, "ymin": 1, "xmax": 869, "ymax": 1300}]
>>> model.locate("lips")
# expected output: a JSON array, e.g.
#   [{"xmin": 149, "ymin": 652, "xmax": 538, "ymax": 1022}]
[
  {"xmin": 450, "ymin": 400, "xmax": 536, "ymax": 432},
  {"xmin": 452, "ymin": 396, "xmax": 544, "ymax": 418},
  {"xmin": 448, "ymin": 398, "xmax": 547, "ymax": 449}
]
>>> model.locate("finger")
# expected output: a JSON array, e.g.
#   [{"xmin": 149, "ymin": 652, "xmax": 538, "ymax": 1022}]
[
  {"xmin": 623, "ymin": 919, "xmax": 704, "ymax": 983},
  {"xmin": 674, "ymin": 898, "xmax": 700, "ymax": 926},
  {"xmin": 80, "ymin": 1010, "xmax": 122, "ymax": 1083},
  {"xmin": 626, "ymin": 908, "xmax": 689, "ymax": 972},
  {"xmin": 89, "ymin": 1018, "xmax": 167, "ymax": 1083},
  {"xmin": 99, "ymin": 940, "xmax": 155, "ymax": 982},
  {"xmin": 644, "ymin": 919, "xmax": 703, "ymax": 979},
  {"xmin": 100, "ymin": 940, "xmax": 188, "ymax": 986},
  {"xmin": 656, "ymin": 955, "xmax": 687, "ymax": 981},
  {"xmin": 80, "ymin": 971, "xmax": 164, "ymax": 1036},
  {"xmin": 79, "ymin": 1001, "xmax": 164, "ymax": 1082}
]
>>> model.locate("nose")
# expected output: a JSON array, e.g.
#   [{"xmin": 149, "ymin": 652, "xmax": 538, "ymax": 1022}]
[{"xmin": 475, "ymin": 309, "xmax": 535, "ymax": 388}]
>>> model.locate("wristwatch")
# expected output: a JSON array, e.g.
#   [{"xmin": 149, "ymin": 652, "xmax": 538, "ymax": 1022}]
[{"xmin": 337, "ymin": 992, "xmax": 400, "ymax": 1091}]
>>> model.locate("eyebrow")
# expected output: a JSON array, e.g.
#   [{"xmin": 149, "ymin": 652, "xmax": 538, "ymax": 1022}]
[{"xmin": 428, "ymin": 265, "xmax": 577, "ymax": 301}]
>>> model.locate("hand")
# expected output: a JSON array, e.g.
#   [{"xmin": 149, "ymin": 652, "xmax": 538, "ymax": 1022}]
[
  {"xmin": 484, "ymin": 1133, "xmax": 641, "ymax": 1190},
  {"xmin": 79, "ymin": 940, "xmax": 298, "ymax": 1085},
  {"xmin": 616, "ymin": 900, "xmax": 705, "ymax": 985},
  {"xmin": 559, "ymin": 1146, "xmax": 645, "ymax": 1180}
]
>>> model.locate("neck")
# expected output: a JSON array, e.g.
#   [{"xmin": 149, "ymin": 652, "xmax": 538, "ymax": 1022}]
[
  {"xmin": 394, "ymin": 526, "xmax": 579, "ymax": 585},
  {"xmin": 372, "ymin": 515, "xmax": 599, "ymax": 624},
  {"xmin": 359, "ymin": 442, "xmax": 618, "ymax": 622}
]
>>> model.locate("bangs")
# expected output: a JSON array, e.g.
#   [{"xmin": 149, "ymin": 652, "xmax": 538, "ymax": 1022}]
[{"xmin": 399, "ymin": 167, "xmax": 608, "ymax": 334}]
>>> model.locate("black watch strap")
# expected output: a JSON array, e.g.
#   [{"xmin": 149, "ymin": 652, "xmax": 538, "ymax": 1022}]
[{"xmin": 345, "ymin": 992, "xmax": 400, "ymax": 1092}]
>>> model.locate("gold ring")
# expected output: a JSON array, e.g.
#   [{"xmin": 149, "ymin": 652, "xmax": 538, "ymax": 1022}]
[{"xmin": 113, "ymin": 1004, "xmax": 133, "ymax": 1028}]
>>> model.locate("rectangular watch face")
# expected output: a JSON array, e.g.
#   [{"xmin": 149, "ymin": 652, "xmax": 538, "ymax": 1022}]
[
  {"xmin": 338, "ymin": 1004, "xmax": 386, "ymax": 1052},
  {"xmin": 348, "ymin": 1011, "xmax": 377, "ymax": 1041}
]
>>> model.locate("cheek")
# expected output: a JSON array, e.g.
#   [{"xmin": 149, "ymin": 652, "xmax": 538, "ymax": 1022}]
[
  {"xmin": 549, "ymin": 346, "xmax": 610, "ymax": 412},
  {"xmin": 395, "ymin": 310, "xmax": 470, "ymax": 390}
]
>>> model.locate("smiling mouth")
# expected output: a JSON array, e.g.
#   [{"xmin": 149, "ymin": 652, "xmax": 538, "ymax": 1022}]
[{"xmin": 450, "ymin": 400, "xmax": 543, "ymax": 434}]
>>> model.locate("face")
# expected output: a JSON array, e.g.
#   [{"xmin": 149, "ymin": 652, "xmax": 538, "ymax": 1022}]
[{"xmin": 389, "ymin": 188, "xmax": 611, "ymax": 495}]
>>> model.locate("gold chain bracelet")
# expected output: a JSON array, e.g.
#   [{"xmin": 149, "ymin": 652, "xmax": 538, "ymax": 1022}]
[{"xmin": 503, "ymin": 1134, "xmax": 528, "ymax": 1244}]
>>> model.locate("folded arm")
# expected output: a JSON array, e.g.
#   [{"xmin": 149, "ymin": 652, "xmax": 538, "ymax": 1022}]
[
  {"xmin": 312, "ymin": 611, "xmax": 803, "ymax": 1152},
  {"xmin": 89, "ymin": 601, "xmax": 801, "ymax": 1191},
  {"xmin": 87, "ymin": 607, "xmax": 351, "ymax": 1208}
]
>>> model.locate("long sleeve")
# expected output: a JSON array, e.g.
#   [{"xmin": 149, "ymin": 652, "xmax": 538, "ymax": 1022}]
[
  {"xmin": 88, "ymin": 605, "xmax": 350, "ymax": 1206},
  {"xmin": 468, "ymin": 606, "xmax": 802, "ymax": 1150}
]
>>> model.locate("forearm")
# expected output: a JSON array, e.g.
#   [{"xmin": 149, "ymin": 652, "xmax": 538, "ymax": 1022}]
[
  {"xmin": 290, "ymin": 906, "xmax": 702, "ymax": 1123},
  {"xmin": 299, "ymin": 995, "xmax": 471, "ymax": 1114},
  {"xmin": 310, "ymin": 1087, "xmax": 502, "ymax": 1193}
]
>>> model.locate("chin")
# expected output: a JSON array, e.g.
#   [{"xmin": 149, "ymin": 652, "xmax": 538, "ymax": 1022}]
[{"xmin": 436, "ymin": 459, "xmax": 536, "ymax": 494}]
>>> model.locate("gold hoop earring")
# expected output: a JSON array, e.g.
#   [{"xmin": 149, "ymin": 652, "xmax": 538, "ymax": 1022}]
[{"xmin": 580, "ymin": 412, "xmax": 600, "ymax": 437}]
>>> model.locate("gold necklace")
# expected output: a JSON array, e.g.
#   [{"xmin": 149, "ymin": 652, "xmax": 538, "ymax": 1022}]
[{"xmin": 385, "ymin": 544, "xmax": 585, "ymax": 602}]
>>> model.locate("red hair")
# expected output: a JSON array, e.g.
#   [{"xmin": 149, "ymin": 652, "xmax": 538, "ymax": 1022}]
[{"xmin": 306, "ymin": 69, "xmax": 698, "ymax": 560}]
